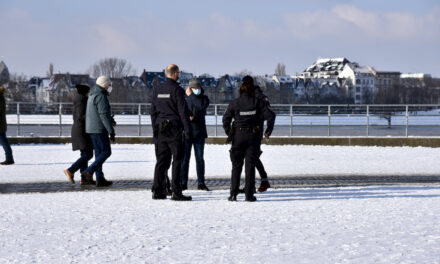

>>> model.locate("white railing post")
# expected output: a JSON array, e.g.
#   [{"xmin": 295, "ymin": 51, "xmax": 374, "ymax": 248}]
[
  {"xmin": 138, "ymin": 104, "xmax": 141, "ymax": 136},
  {"xmin": 59, "ymin": 103, "xmax": 62, "ymax": 137},
  {"xmin": 290, "ymin": 105, "xmax": 293, "ymax": 137},
  {"xmin": 214, "ymin": 104, "xmax": 218, "ymax": 137},
  {"xmin": 328, "ymin": 105, "xmax": 331, "ymax": 137},
  {"xmin": 406, "ymin": 105, "xmax": 409, "ymax": 138},
  {"xmin": 16, "ymin": 102, "xmax": 20, "ymax": 137},
  {"xmin": 366, "ymin": 105, "xmax": 370, "ymax": 137}
]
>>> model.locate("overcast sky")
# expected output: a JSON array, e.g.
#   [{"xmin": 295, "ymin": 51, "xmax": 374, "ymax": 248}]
[{"xmin": 1, "ymin": 0, "xmax": 439, "ymax": 78}]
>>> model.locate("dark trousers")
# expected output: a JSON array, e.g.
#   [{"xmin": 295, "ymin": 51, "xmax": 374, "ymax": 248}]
[
  {"xmin": 256, "ymin": 151, "xmax": 268, "ymax": 180},
  {"xmin": 85, "ymin": 132, "xmax": 112, "ymax": 182},
  {"xmin": 0, "ymin": 132, "xmax": 13, "ymax": 162},
  {"xmin": 153, "ymin": 133, "xmax": 184, "ymax": 196},
  {"xmin": 68, "ymin": 149, "xmax": 93, "ymax": 174},
  {"xmin": 229, "ymin": 130, "xmax": 261, "ymax": 198},
  {"xmin": 181, "ymin": 137, "xmax": 206, "ymax": 185}
]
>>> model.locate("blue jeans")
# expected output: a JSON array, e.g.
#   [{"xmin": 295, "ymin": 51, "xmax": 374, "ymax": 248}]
[
  {"xmin": 67, "ymin": 149, "xmax": 93, "ymax": 174},
  {"xmin": 181, "ymin": 137, "xmax": 205, "ymax": 185},
  {"xmin": 0, "ymin": 132, "xmax": 13, "ymax": 162},
  {"xmin": 85, "ymin": 132, "xmax": 112, "ymax": 182}
]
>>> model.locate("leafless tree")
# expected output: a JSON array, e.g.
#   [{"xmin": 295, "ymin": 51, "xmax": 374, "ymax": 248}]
[
  {"xmin": 234, "ymin": 69, "xmax": 253, "ymax": 77},
  {"xmin": 46, "ymin": 63, "xmax": 54, "ymax": 78},
  {"xmin": 88, "ymin": 57, "xmax": 136, "ymax": 78},
  {"xmin": 274, "ymin": 63, "xmax": 286, "ymax": 76}
]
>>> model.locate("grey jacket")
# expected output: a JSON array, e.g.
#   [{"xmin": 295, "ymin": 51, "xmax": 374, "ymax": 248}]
[
  {"xmin": 85, "ymin": 84, "xmax": 114, "ymax": 135},
  {"xmin": 0, "ymin": 90, "xmax": 6, "ymax": 133}
]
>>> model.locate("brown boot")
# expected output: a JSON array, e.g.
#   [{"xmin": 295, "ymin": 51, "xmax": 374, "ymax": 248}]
[
  {"xmin": 64, "ymin": 169, "xmax": 74, "ymax": 184},
  {"xmin": 81, "ymin": 171, "xmax": 94, "ymax": 184},
  {"xmin": 258, "ymin": 180, "xmax": 270, "ymax": 193}
]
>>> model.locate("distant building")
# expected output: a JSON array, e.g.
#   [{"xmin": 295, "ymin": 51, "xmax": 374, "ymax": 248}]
[{"xmin": 0, "ymin": 61, "xmax": 9, "ymax": 85}]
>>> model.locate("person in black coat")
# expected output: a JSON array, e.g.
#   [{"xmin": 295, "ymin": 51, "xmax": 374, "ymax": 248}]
[
  {"xmin": 222, "ymin": 76, "xmax": 275, "ymax": 202},
  {"xmin": 64, "ymin": 84, "xmax": 94, "ymax": 185},
  {"xmin": 181, "ymin": 78, "xmax": 210, "ymax": 191},
  {"xmin": 150, "ymin": 64, "xmax": 192, "ymax": 201}
]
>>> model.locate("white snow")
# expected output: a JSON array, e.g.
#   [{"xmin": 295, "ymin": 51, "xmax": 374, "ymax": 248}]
[
  {"xmin": 2, "ymin": 144, "xmax": 440, "ymax": 183},
  {"xmin": 1, "ymin": 186, "xmax": 439, "ymax": 263}
]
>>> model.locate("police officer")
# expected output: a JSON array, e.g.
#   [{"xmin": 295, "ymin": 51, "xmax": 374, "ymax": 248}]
[
  {"xmin": 222, "ymin": 76, "xmax": 275, "ymax": 202},
  {"xmin": 151, "ymin": 64, "xmax": 192, "ymax": 201}
]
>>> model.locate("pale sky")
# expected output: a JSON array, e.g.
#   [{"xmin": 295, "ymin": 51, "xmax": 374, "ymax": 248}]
[{"xmin": 1, "ymin": 0, "xmax": 439, "ymax": 77}]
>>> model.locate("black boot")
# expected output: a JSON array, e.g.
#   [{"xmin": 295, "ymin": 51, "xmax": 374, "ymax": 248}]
[
  {"xmin": 96, "ymin": 178, "xmax": 113, "ymax": 187},
  {"xmin": 0, "ymin": 160, "xmax": 14, "ymax": 165},
  {"xmin": 228, "ymin": 195, "xmax": 237, "ymax": 201},
  {"xmin": 197, "ymin": 183, "xmax": 210, "ymax": 191},
  {"xmin": 171, "ymin": 192, "xmax": 192, "ymax": 201},
  {"xmin": 152, "ymin": 192, "xmax": 167, "ymax": 200},
  {"xmin": 245, "ymin": 196, "xmax": 257, "ymax": 202}
]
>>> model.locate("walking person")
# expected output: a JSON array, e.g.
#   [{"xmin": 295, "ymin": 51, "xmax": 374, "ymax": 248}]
[
  {"xmin": 181, "ymin": 78, "xmax": 210, "ymax": 191},
  {"xmin": 0, "ymin": 85, "xmax": 14, "ymax": 165},
  {"xmin": 222, "ymin": 76, "xmax": 275, "ymax": 202},
  {"xmin": 64, "ymin": 84, "xmax": 95, "ymax": 184},
  {"xmin": 151, "ymin": 64, "xmax": 192, "ymax": 201},
  {"xmin": 82, "ymin": 76, "xmax": 115, "ymax": 187},
  {"xmin": 254, "ymin": 85, "xmax": 273, "ymax": 192}
]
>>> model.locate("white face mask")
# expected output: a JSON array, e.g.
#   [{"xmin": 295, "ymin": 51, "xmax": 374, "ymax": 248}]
[
  {"xmin": 107, "ymin": 86, "xmax": 113, "ymax": 93},
  {"xmin": 192, "ymin": 88, "xmax": 201, "ymax": 95}
]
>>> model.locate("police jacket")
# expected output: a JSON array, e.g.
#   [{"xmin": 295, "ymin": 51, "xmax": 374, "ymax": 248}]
[
  {"xmin": 85, "ymin": 84, "xmax": 114, "ymax": 135},
  {"xmin": 222, "ymin": 93, "xmax": 275, "ymax": 136},
  {"xmin": 255, "ymin": 88, "xmax": 272, "ymax": 127},
  {"xmin": 151, "ymin": 78, "xmax": 192, "ymax": 137},
  {"xmin": 186, "ymin": 91, "xmax": 209, "ymax": 139}
]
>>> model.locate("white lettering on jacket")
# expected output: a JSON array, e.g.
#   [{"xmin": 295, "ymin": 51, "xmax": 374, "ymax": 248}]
[
  {"xmin": 158, "ymin": 94, "xmax": 170, "ymax": 98},
  {"xmin": 240, "ymin": 110, "xmax": 256, "ymax": 116}
]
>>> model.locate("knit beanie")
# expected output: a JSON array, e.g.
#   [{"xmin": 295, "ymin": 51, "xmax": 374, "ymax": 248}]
[
  {"xmin": 188, "ymin": 78, "xmax": 201, "ymax": 88},
  {"xmin": 96, "ymin": 76, "xmax": 111, "ymax": 88}
]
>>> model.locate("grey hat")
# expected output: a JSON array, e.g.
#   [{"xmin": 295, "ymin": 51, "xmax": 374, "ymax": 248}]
[{"xmin": 188, "ymin": 78, "xmax": 201, "ymax": 88}]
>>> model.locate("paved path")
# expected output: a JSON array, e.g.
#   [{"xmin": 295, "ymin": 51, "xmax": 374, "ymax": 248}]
[{"xmin": 1, "ymin": 175, "xmax": 439, "ymax": 194}]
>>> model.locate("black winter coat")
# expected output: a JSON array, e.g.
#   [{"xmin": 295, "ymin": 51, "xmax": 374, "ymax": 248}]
[
  {"xmin": 0, "ymin": 91, "xmax": 6, "ymax": 133},
  {"xmin": 186, "ymin": 93, "xmax": 209, "ymax": 139},
  {"xmin": 71, "ymin": 93, "xmax": 93, "ymax": 151}
]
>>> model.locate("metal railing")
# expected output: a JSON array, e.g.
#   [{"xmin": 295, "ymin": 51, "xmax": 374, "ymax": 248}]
[{"xmin": 6, "ymin": 102, "xmax": 440, "ymax": 137}]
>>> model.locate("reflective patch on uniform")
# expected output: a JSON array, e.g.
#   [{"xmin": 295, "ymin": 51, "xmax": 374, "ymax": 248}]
[
  {"xmin": 158, "ymin": 94, "xmax": 170, "ymax": 98},
  {"xmin": 240, "ymin": 110, "xmax": 256, "ymax": 116}
]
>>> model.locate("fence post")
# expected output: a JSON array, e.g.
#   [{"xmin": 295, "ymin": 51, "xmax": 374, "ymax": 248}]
[
  {"xmin": 17, "ymin": 102, "xmax": 20, "ymax": 137},
  {"xmin": 405, "ymin": 105, "xmax": 409, "ymax": 138},
  {"xmin": 328, "ymin": 105, "xmax": 331, "ymax": 137},
  {"xmin": 366, "ymin": 105, "xmax": 369, "ymax": 137},
  {"xmin": 214, "ymin": 104, "xmax": 218, "ymax": 137},
  {"xmin": 59, "ymin": 103, "xmax": 62, "ymax": 137},
  {"xmin": 290, "ymin": 105, "xmax": 293, "ymax": 137},
  {"xmin": 138, "ymin": 104, "xmax": 141, "ymax": 136}
]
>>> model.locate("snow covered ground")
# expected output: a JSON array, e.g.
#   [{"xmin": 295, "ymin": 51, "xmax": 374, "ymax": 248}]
[
  {"xmin": 1, "ymin": 186, "xmax": 439, "ymax": 263},
  {"xmin": 1, "ymin": 144, "xmax": 440, "ymax": 183}
]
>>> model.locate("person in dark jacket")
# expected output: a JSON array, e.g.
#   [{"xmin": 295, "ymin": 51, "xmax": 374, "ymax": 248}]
[
  {"xmin": 0, "ymin": 85, "xmax": 14, "ymax": 165},
  {"xmin": 151, "ymin": 64, "xmax": 192, "ymax": 201},
  {"xmin": 254, "ymin": 85, "xmax": 273, "ymax": 192},
  {"xmin": 82, "ymin": 76, "xmax": 115, "ymax": 187},
  {"xmin": 222, "ymin": 76, "xmax": 275, "ymax": 202},
  {"xmin": 181, "ymin": 78, "xmax": 210, "ymax": 191},
  {"xmin": 64, "ymin": 84, "xmax": 95, "ymax": 184}
]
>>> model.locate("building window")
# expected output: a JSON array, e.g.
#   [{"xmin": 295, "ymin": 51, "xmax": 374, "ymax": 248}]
[
  {"xmin": 356, "ymin": 95, "xmax": 360, "ymax": 100},
  {"xmin": 356, "ymin": 79, "xmax": 360, "ymax": 85},
  {"xmin": 356, "ymin": 86, "xmax": 360, "ymax": 92}
]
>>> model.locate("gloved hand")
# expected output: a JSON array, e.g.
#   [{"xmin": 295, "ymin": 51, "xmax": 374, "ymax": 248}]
[
  {"xmin": 110, "ymin": 133, "xmax": 116, "ymax": 142},
  {"xmin": 264, "ymin": 130, "xmax": 271, "ymax": 140},
  {"xmin": 111, "ymin": 114, "xmax": 117, "ymax": 126}
]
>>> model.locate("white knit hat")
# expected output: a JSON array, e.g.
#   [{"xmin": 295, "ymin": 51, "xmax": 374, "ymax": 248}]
[{"xmin": 96, "ymin": 76, "xmax": 111, "ymax": 88}]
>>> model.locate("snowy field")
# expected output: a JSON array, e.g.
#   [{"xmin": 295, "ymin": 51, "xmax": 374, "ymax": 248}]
[
  {"xmin": 1, "ymin": 186, "xmax": 439, "ymax": 263},
  {"xmin": 2, "ymin": 144, "xmax": 440, "ymax": 183}
]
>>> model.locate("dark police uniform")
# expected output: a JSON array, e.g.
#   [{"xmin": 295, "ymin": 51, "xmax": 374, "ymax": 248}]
[
  {"xmin": 151, "ymin": 78, "xmax": 192, "ymax": 199},
  {"xmin": 222, "ymin": 93, "xmax": 275, "ymax": 201}
]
